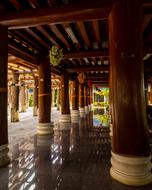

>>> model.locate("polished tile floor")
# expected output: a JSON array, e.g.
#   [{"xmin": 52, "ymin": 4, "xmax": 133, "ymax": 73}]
[{"xmin": 0, "ymin": 114, "xmax": 152, "ymax": 190}]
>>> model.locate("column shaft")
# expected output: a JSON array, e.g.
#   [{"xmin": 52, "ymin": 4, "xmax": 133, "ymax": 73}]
[
  {"xmin": 84, "ymin": 84, "xmax": 89, "ymax": 114},
  {"xmin": 0, "ymin": 25, "xmax": 10, "ymax": 166},
  {"xmin": 33, "ymin": 77, "xmax": 38, "ymax": 116},
  {"xmin": 109, "ymin": 0, "xmax": 152, "ymax": 185},
  {"xmin": 59, "ymin": 71, "xmax": 71, "ymax": 129},
  {"xmin": 61, "ymin": 72, "xmax": 70, "ymax": 115},
  {"xmin": 71, "ymin": 79, "xmax": 79, "ymax": 123},
  {"xmin": 11, "ymin": 73, "xmax": 19, "ymax": 122},
  {"xmin": 20, "ymin": 84, "xmax": 26, "ymax": 112},
  {"xmin": 79, "ymin": 83, "xmax": 85, "ymax": 117},
  {"xmin": 37, "ymin": 58, "xmax": 53, "ymax": 135},
  {"xmin": 57, "ymin": 85, "xmax": 61, "ymax": 110}
]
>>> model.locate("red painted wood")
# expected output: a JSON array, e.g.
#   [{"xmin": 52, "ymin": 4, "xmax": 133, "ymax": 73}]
[
  {"xmin": 0, "ymin": 26, "xmax": 8, "ymax": 146},
  {"xmin": 109, "ymin": 0, "xmax": 150, "ymax": 156}
]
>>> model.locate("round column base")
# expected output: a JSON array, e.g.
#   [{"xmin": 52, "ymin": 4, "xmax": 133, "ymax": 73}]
[
  {"xmin": 85, "ymin": 106, "xmax": 89, "ymax": 114},
  {"xmin": 37, "ymin": 135, "xmax": 53, "ymax": 147},
  {"xmin": 110, "ymin": 152, "xmax": 152, "ymax": 186},
  {"xmin": 33, "ymin": 106, "xmax": 38, "ymax": 116},
  {"xmin": 79, "ymin": 108, "xmax": 85, "ymax": 117},
  {"xmin": 20, "ymin": 105, "xmax": 26, "ymax": 112},
  {"xmin": 59, "ymin": 114, "xmax": 71, "ymax": 130},
  {"xmin": 11, "ymin": 108, "xmax": 19, "ymax": 122},
  {"xmin": 37, "ymin": 122, "xmax": 54, "ymax": 135},
  {"xmin": 0, "ymin": 144, "xmax": 10, "ymax": 167},
  {"xmin": 71, "ymin": 110, "xmax": 79, "ymax": 123}
]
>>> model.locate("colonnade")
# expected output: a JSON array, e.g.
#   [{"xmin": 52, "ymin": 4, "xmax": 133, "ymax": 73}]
[{"xmin": 0, "ymin": 0, "xmax": 152, "ymax": 186}]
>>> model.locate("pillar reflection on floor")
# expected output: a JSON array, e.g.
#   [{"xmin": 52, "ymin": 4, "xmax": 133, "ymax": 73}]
[{"xmin": 0, "ymin": 113, "xmax": 152, "ymax": 190}]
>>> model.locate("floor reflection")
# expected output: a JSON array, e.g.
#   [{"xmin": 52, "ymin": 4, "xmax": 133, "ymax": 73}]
[{"xmin": 0, "ymin": 113, "xmax": 152, "ymax": 190}]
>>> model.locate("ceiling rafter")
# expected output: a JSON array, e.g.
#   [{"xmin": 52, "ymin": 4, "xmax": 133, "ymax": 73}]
[
  {"xmin": 11, "ymin": 30, "xmax": 42, "ymax": 51},
  {"xmin": 36, "ymin": 25, "xmax": 60, "ymax": 47},
  {"xmin": 77, "ymin": 21, "xmax": 91, "ymax": 49},
  {"xmin": 63, "ymin": 23, "xmax": 81, "ymax": 50},
  {"xmin": 92, "ymin": 20, "xmax": 101, "ymax": 47},
  {"xmin": 25, "ymin": 28, "xmax": 50, "ymax": 49},
  {"xmin": 49, "ymin": 25, "xmax": 71, "ymax": 49}
]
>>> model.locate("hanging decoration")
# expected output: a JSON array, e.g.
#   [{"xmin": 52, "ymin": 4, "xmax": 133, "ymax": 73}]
[
  {"xmin": 88, "ymin": 80, "xmax": 92, "ymax": 87},
  {"xmin": 78, "ymin": 72, "xmax": 86, "ymax": 84},
  {"xmin": 49, "ymin": 45, "xmax": 63, "ymax": 66}
]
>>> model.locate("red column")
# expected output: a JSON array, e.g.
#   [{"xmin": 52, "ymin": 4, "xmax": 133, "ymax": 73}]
[
  {"xmin": 84, "ymin": 84, "xmax": 89, "ymax": 114},
  {"xmin": 59, "ymin": 71, "xmax": 71, "ymax": 130},
  {"xmin": 71, "ymin": 79, "xmax": 79, "ymax": 123},
  {"xmin": 79, "ymin": 83, "xmax": 85, "ymax": 117},
  {"xmin": 33, "ymin": 77, "xmax": 38, "ymax": 116},
  {"xmin": 20, "ymin": 82, "xmax": 26, "ymax": 112},
  {"xmin": 109, "ymin": 0, "xmax": 152, "ymax": 186},
  {"xmin": 0, "ymin": 25, "xmax": 10, "ymax": 166},
  {"xmin": 11, "ymin": 72, "xmax": 19, "ymax": 122},
  {"xmin": 37, "ymin": 58, "xmax": 53, "ymax": 135}
]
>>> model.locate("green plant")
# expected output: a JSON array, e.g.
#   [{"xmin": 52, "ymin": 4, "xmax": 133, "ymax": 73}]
[
  {"xmin": 29, "ymin": 95, "xmax": 33, "ymax": 107},
  {"xmin": 49, "ymin": 45, "xmax": 63, "ymax": 66},
  {"xmin": 99, "ymin": 114, "xmax": 111, "ymax": 127}
]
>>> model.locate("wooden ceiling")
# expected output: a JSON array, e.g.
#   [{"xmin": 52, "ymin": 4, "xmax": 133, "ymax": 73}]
[{"xmin": 0, "ymin": 0, "xmax": 152, "ymax": 85}]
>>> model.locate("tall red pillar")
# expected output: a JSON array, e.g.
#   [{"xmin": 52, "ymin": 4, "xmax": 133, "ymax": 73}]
[
  {"xmin": 11, "ymin": 72, "xmax": 19, "ymax": 122},
  {"xmin": 37, "ymin": 57, "xmax": 53, "ymax": 135},
  {"xmin": 84, "ymin": 84, "xmax": 89, "ymax": 114},
  {"xmin": 71, "ymin": 78, "xmax": 79, "ymax": 123},
  {"xmin": 59, "ymin": 71, "xmax": 71, "ymax": 130},
  {"xmin": 20, "ymin": 82, "xmax": 26, "ymax": 112},
  {"xmin": 109, "ymin": 0, "xmax": 152, "ymax": 186},
  {"xmin": 0, "ymin": 26, "xmax": 10, "ymax": 166},
  {"xmin": 79, "ymin": 83, "xmax": 85, "ymax": 117},
  {"xmin": 33, "ymin": 77, "xmax": 38, "ymax": 116}
]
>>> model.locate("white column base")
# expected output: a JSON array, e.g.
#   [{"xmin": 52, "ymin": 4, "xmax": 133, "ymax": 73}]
[
  {"xmin": 37, "ymin": 135, "xmax": 53, "ymax": 147},
  {"xmin": 37, "ymin": 122, "xmax": 54, "ymax": 135},
  {"xmin": 110, "ymin": 151, "xmax": 152, "ymax": 186},
  {"xmin": 11, "ymin": 108, "xmax": 19, "ymax": 122},
  {"xmin": 71, "ymin": 110, "xmax": 79, "ymax": 123},
  {"xmin": 85, "ymin": 106, "xmax": 89, "ymax": 114},
  {"xmin": 0, "ymin": 144, "xmax": 10, "ymax": 167},
  {"xmin": 20, "ymin": 105, "xmax": 26, "ymax": 112},
  {"xmin": 33, "ymin": 106, "xmax": 38, "ymax": 116},
  {"xmin": 79, "ymin": 108, "xmax": 85, "ymax": 117},
  {"xmin": 59, "ymin": 114, "xmax": 71, "ymax": 130}
]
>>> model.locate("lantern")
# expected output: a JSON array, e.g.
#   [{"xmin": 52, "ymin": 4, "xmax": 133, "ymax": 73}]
[{"xmin": 88, "ymin": 80, "xmax": 92, "ymax": 87}]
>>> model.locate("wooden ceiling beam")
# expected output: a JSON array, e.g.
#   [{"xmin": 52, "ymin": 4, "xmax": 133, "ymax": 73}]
[
  {"xmin": 25, "ymin": 28, "xmax": 50, "ymax": 49},
  {"xmin": 11, "ymin": 30, "xmax": 42, "ymax": 51},
  {"xmin": 8, "ymin": 44, "xmax": 37, "ymax": 65},
  {"xmin": 77, "ymin": 21, "xmax": 91, "ymax": 48},
  {"xmin": 0, "ymin": 1, "xmax": 114, "ymax": 29},
  {"xmin": 66, "ymin": 65, "xmax": 109, "ymax": 73},
  {"xmin": 64, "ymin": 50, "xmax": 109, "ymax": 59},
  {"xmin": 64, "ymin": 48, "xmax": 152, "ymax": 59},
  {"xmin": 92, "ymin": 20, "xmax": 101, "ymax": 47},
  {"xmin": 49, "ymin": 25, "xmax": 71, "ymax": 49},
  {"xmin": 36, "ymin": 26, "xmax": 60, "ymax": 47}
]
